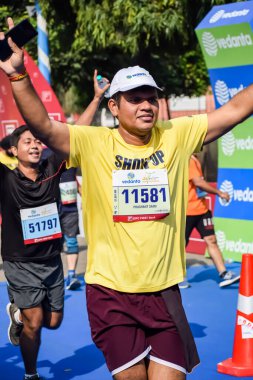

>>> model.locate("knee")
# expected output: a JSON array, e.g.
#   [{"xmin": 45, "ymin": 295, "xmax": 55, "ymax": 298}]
[
  {"xmin": 65, "ymin": 235, "xmax": 79, "ymax": 254},
  {"xmin": 205, "ymin": 235, "xmax": 217, "ymax": 246},
  {"xmin": 44, "ymin": 312, "xmax": 63, "ymax": 329},
  {"xmin": 49, "ymin": 318, "xmax": 62, "ymax": 330},
  {"xmin": 23, "ymin": 318, "xmax": 43, "ymax": 335}
]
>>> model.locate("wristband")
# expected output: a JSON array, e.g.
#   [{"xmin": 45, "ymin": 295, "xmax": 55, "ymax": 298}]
[{"xmin": 9, "ymin": 70, "xmax": 28, "ymax": 82}]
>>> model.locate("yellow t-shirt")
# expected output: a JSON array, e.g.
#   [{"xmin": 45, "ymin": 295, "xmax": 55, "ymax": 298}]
[
  {"xmin": 68, "ymin": 114, "xmax": 208, "ymax": 292},
  {"xmin": 0, "ymin": 151, "xmax": 18, "ymax": 170}
]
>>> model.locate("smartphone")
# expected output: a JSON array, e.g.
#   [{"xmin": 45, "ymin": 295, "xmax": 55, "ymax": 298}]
[{"xmin": 0, "ymin": 19, "xmax": 38, "ymax": 61}]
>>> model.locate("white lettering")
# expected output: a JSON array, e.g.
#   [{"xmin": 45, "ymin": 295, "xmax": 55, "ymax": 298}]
[
  {"xmin": 234, "ymin": 136, "xmax": 253, "ymax": 151},
  {"xmin": 225, "ymin": 239, "xmax": 253, "ymax": 253},
  {"xmin": 210, "ymin": 9, "xmax": 250, "ymax": 23},
  {"xmin": 223, "ymin": 10, "xmax": 249, "ymax": 18},
  {"xmin": 216, "ymin": 33, "xmax": 253, "ymax": 50},
  {"xmin": 228, "ymin": 84, "xmax": 244, "ymax": 98},
  {"xmin": 233, "ymin": 188, "xmax": 253, "ymax": 202}
]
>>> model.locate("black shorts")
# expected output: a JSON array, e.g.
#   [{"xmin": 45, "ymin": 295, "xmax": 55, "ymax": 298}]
[
  {"xmin": 60, "ymin": 211, "xmax": 79, "ymax": 237},
  {"xmin": 185, "ymin": 210, "xmax": 215, "ymax": 246},
  {"xmin": 3, "ymin": 255, "xmax": 64, "ymax": 311}
]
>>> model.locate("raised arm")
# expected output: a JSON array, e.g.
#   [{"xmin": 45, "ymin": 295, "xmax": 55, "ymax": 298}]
[
  {"xmin": 76, "ymin": 69, "xmax": 110, "ymax": 126},
  {"xmin": 192, "ymin": 176, "xmax": 230, "ymax": 202},
  {"xmin": 0, "ymin": 18, "xmax": 70, "ymax": 159},
  {"xmin": 205, "ymin": 84, "xmax": 253, "ymax": 144}
]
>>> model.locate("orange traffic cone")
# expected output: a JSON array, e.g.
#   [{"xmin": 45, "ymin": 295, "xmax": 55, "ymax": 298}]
[{"xmin": 217, "ymin": 253, "xmax": 253, "ymax": 376}]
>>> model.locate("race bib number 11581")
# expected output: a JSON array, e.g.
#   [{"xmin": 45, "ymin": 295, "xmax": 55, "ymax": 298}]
[{"xmin": 113, "ymin": 169, "xmax": 170, "ymax": 222}]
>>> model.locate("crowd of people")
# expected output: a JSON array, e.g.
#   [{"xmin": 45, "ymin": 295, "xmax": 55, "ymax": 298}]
[{"xmin": 0, "ymin": 16, "xmax": 249, "ymax": 380}]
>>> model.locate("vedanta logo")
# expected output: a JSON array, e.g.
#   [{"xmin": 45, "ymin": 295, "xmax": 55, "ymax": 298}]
[
  {"xmin": 126, "ymin": 73, "xmax": 146, "ymax": 79},
  {"xmin": 209, "ymin": 9, "xmax": 249, "ymax": 24},
  {"xmin": 214, "ymin": 80, "xmax": 244, "ymax": 106},
  {"xmin": 221, "ymin": 131, "xmax": 236, "ymax": 156},
  {"xmin": 201, "ymin": 31, "xmax": 252, "ymax": 57},
  {"xmin": 221, "ymin": 131, "xmax": 253, "ymax": 156},
  {"xmin": 219, "ymin": 180, "xmax": 253, "ymax": 206},
  {"xmin": 219, "ymin": 180, "xmax": 233, "ymax": 206},
  {"xmin": 216, "ymin": 230, "xmax": 226, "ymax": 251},
  {"xmin": 216, "ymin": 230, "xmax": 253, "ymax": 253},
  {"xmin": 122, "ymin": 179, "xmax": 140, "ymax": 184}
]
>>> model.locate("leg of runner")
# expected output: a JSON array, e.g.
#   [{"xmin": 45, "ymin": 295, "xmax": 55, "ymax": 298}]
[
  {"xmin": 20, "ymin": 306, "xmax": 63, "ymax": 375},
  {"xmin": 113, "ymin": 360, "xmax": 147, "ymax": 380},
  {"xmin": 147, "ymin": 360, "xmax": 186, "ymax": 380},
  {"xmin": 43, "ymin": 309, "xmax": 63, "ymax": 329},
  {"xmin": 204, "ymin": 234, "xmax": 226, "ymax": 273},
  {"xmin": 20, "ymin": 306, "xmax": 44, "ymax": 375},
  {"xmin": 204, "ymin": 235, "xmax": 240, "ymax": 287},
  {"xmin": 65, "ymin": 238, "xmax": 81, "ymax": 290},
  {"xmin": 112, "ymin": 360, "xmax": 186, "ymax": 380}
]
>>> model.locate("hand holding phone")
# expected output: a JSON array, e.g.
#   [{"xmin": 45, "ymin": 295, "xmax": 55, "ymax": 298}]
[{"xmin": 0, "ymin": 19, "xmax": 37, "ymax": 61}]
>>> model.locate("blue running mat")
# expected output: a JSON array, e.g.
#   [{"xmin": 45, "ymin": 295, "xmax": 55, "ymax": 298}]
[{"xmin": 0, "ymin": 262, "xmax": 250, "ymax": 380}]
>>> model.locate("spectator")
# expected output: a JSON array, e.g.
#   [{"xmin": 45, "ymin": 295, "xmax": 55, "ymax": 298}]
[
  {"xmin": 180, "ymin": 154, "xmax": 240, "ymax": 289},
  {"xmin": 59, "ymin": 168, "xmax": 82, "ymax": 290},
  {"xmin": 59, "ymin": 69, "xmax": 109, "ymax": 290}
]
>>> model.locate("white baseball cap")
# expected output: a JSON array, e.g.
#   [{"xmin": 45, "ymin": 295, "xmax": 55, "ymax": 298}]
[{"xmin": 107, "ymin": 65, "xmax": 162, "ymax": 98}]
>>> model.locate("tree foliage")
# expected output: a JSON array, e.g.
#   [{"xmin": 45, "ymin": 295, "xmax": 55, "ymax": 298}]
[{"xmin": 0, "ymin": 0, "xmax": 243, "ymax": 112}]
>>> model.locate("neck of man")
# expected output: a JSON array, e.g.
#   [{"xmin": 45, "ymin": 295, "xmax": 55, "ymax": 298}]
[
  {"xmin": 17, "ymin": 162, "xmax": 39, "ymax": 182},
  {"xmin": 118, "ymin": 127, "xmax": 152, "ymax": 146}
]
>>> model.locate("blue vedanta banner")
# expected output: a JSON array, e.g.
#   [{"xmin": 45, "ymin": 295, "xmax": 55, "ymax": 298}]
[
  {"xmin": 208, "ymin": 64, "xmax": 253, "ymax": 109},
  {"xmin": 196, "ymin": 1, "xmax": 253, "ymax": 261},
  {"xmin": 215, "ymin": 168, "xmax": 253, "ymax": 221},
  {"xmin": 197, "ymin": 1, "xmax": 253, "ymax": 30},
  {"xmin": 196, "ymin": 1, "xmax": 253, "ymax": 69},
  {"xmin": 218, "ymin": 119, "xmax": 253, "ymax": 169}
]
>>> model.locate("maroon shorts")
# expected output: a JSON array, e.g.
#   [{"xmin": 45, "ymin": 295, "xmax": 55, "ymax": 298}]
[{"xmin": 86, "ymin": 284, "xmax": 187, "ymax": 376}]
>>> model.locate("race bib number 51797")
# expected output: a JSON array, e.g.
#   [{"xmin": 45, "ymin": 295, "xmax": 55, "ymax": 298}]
[{"xmin": 20, "ymin": 202, "xmax": 62, "ymax": 245}]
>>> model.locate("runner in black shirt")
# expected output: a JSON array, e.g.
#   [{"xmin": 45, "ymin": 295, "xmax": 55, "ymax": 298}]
[
  {"xmin": 1, "ymin": 148, "xmax": 65, "ymax": 263},
  {"xmin": 2, "ymin": 70, "xmax": 109, "ymax": 380},
  {"xmin": 2, "ymin": 125, "xmax": 66, "ymax": 380}
]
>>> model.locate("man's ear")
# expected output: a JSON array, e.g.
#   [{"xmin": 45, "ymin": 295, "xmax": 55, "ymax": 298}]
[
  {"xmin": 10, "ymin": 146, "xmax": 18, "ymax": 157},
  {"xmin": 108, "ymin": 99, "xmax": 119, "ymax": 117}
]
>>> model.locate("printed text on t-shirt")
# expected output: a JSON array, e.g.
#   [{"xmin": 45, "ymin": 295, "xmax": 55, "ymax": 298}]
[{"xmin": 115, "ymin": 150, "xmax": 164, "ymax": 170}]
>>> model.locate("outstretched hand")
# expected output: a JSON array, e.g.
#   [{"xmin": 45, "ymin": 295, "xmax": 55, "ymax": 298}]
[
  {"xmin": 220, "ymin": 191, "xmax": 230, "ymax": 202},
  {"xmin": 0, "ymin": 17, "xmax": 25, "ymax": 76},
  {"xmin": 93, "ymin": 69, "xmax": 110, "ymax": 100}
]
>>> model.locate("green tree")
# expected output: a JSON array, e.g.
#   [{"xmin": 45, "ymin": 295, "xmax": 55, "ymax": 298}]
[{"xmin": 0, "ymin": 0, "xmax": 243, "ymax": 112}]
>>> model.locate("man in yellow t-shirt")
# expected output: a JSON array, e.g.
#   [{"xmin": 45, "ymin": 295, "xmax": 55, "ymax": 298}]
[
  {"xmin": 3, "ymin": 30, "xmax": 253, "ymax": 378},
  {"xmin": 180, "ymin": 155, "xmax": 240, "ymax": 289}
]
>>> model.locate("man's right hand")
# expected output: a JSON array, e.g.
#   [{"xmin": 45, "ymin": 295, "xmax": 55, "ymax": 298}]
[{"xmin": 0, "ymin": 18, "xmax": 25, "ymax": 77}]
